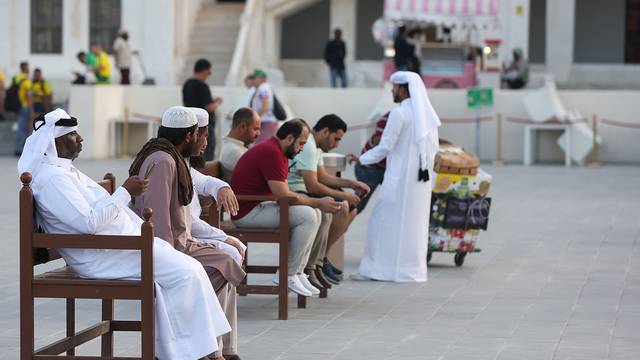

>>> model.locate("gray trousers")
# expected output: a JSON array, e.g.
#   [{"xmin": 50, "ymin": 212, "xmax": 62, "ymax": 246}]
[
  {"xmin": 233, "ymin": 202, "xmax": 321, "ymax": 275},
  {"xmin": 213, "ymin": 283, "xmax": 237, "ymax": 357},
  {"xmin": 306, "ymin": 212, "xmax": 332, "ymax": 270}
]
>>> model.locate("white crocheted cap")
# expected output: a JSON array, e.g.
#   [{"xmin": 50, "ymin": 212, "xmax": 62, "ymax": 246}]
[{"xmin": 161, "ymin": 106, "xmax": 198, "ymax": 128}]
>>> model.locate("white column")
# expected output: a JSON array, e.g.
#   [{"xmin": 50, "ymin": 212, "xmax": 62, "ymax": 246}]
[{"xmin": 545, "ymin": 0, "xmax": 575, "ymax": 82}]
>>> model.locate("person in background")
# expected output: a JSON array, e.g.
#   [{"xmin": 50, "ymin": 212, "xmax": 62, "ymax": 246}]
[
  {"xmin": 14, "ymin": 61, "xmax": 32, "ymax": 156},
  {"xmin": 0, "ymin": 69, "xmax": 5, "ymax": 115},
  {"xmin": 243, "ymin": 74, "xmax": 256, "ymax": 107},
  {"xmin": 182, "ymin": 58, "xmax": 223, "ymax": 161},
  {"xmin": 394, "ymin": 25, "xmax": 415, "ymax": 72},
  {"xmin": 73, "ymin": 52, "xmax": 97, "ymax": 84},
  {"xmin": 347, "ymin": 112, "xmax": 390, "ymax": 214},
  {"xmin": 324, "ymin": 28, "xmax": 347, "ymax": 88},
  {"xmin": 219, "ymin": 107, "xmax": 261, "ymax": 182},
  {"xmin": 31, "ymin": 68, "xmax": 53, "ymax": 116},
  {"xmin": 113, "ymin": 29, "xmax": 132, "ymax": 85},
  {"xmin": 502, "ymin": 48, "xmax": 529, "ymax": 90},
  {"xmin": 90, "ymin": 43, "xmax": 111, "ymax": 84},
  {"xmin": 249, "ymin": 69, "xmax": 277, "ymax": 144}
]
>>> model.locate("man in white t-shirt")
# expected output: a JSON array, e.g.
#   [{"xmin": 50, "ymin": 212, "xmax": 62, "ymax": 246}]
[
  {"xmin": 219, "ymin": 108, "xmax": 261, "ymax": 182},
  {"xmin": 112, "ymin": 29, "xmax": 132, "ymax": 85},
  {"xmin": 288, "ymin": 114, "xmax": 370, "ymax": 286},
  {"xmin": 249, "ymin": 69, "xmax": 278, "ymax": 144}
]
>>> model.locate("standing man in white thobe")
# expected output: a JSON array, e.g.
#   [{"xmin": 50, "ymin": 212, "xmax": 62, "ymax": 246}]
[
  {"xmin": 18, "ymin": 108, "xmax": 230, "ymax": 360},
  {"xmin": 351, "ymin": 71, "xmax": 441, "ymax": 282}
]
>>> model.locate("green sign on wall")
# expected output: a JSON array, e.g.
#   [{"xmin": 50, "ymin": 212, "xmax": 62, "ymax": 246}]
[{"xmin": 467, "ymin": 88, "xmax": 494, "ymax": 108}]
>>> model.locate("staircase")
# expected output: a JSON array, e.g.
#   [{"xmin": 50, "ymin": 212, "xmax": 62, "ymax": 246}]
[{"xmin": 181, "ymin": 2, "xmax": 245, "ymax": 85}]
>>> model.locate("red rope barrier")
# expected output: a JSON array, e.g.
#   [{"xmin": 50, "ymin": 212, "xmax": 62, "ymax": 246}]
[
  {"xmin": 350, "ymin": 116, "xmax": 494, "ymax": 130},
  {"xmin": 504, "ymin": 117, "xmax": 587, "ymax": 125},
  {"xmin": 600, "ymin": 118, "xmax": 640, "ymax": 129},
  {"xmin": 440, "ymin": 116, "xmax": 493, "ymax": 124}
]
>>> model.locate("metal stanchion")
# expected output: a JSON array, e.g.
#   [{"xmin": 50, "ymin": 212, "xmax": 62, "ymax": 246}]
[
  {"xmin": 588, "ymin": 114, "xmax": 601, "ymax": 168},
  {"xmin": 493, "ymin": 112, "xmax": 504, "ymax": 166},
  {"xmin": 122, "ymin": 107, "xmax": 130, "ymax": 158}
]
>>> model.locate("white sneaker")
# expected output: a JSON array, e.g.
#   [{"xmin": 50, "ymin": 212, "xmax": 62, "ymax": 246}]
[
  {"xmin": 297, "ymin": 274, "xmax": 320, "ymax": 295},
  {"xmin": 273, "ymin": 272, "xmax": 312, "ymax": 297}
]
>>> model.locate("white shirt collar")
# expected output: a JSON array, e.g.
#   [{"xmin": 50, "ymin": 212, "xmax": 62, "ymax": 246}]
[
  {"xmin": 54, "ymin": 157, "xmax": 74, "ymax": 171},
  {"xmin": 224, "ymin": 136, "xmax": 247, "ymax": 148}
]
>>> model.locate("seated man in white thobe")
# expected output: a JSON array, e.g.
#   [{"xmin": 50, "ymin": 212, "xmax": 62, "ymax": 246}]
[{"xmin": 18, "ymin": 108, "xmax": 229, "ymax": 360}]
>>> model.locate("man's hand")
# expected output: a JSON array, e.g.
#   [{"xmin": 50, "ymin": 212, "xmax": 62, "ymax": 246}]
[
  {"xmin": 122, "ymin": 176, "xmax": 149, "ymax": 197},
  {"xmin": 225, "ymin": 236, "xmax": 245, "ymax": 259},
  {"xmin": 217, "ymin": 186, "xmax": 239, "ymax": 216},
  {"xmin": 352, "ymin": 181, "xmax": 371, "ymax": 196},
  {"xmin": 317, "ymin": 197, "xmax": 342, "ymax": 213},
  {"xmin": 342, "ymin": 191, "xmax": 361, "ymax": 206},
  {"xmin": 346, "ymin": 154, "xmax": 360, "ymax": 165}
]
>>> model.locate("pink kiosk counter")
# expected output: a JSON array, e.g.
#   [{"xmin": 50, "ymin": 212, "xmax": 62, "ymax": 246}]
[{"xmin": 379, "ymin": 0, "xmax": 502, "ymax": 89}]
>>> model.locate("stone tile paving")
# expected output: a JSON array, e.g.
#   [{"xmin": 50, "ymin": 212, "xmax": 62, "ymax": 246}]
[{"xmin": 0, "ymin": 157, "xmax": 638, "ymax": 359}]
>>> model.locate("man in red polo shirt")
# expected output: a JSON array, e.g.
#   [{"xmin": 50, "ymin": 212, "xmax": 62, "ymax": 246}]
[{"xmin": 231, "ymin": 119, "xmax": 342, "ymax": 297}]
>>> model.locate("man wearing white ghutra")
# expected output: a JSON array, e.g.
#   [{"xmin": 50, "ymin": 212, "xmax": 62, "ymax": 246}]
[{"xmin": 351, "ymin": 71, "xmax": 441, "ymax": 282}]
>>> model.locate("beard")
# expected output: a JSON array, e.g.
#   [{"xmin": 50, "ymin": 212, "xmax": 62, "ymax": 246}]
[
  {"xmin": 284, "ymin": 143, "xmax": 298, "ymax": 159},
  {"xmin": 393, "ymin": 93, "xmax": 401, "ymax": 103}
]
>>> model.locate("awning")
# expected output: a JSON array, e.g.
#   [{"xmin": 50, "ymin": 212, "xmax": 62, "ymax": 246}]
[{"xmin": 384, "ymin": 0, "xmax": 499, "ymax": 28}]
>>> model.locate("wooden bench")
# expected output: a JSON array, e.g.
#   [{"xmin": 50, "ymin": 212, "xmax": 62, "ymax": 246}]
[
  {"xmin": 20, "ymin": 172, "xmax": 156, "ymax": 359},
  {"xmin": 198, "ymin": 161, "xmax": 308, "ymax": 320}
]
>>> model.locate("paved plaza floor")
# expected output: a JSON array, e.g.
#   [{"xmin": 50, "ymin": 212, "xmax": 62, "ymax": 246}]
[{"xmin": 0, "ymin": 157, "xmax": 638, "ymax": 359}]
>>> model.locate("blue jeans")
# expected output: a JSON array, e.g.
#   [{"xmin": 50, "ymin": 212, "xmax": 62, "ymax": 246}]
[
  {"xmin": 15, "ymin": 107, "xmax": 31, "ymax": 155},
  {"xmin": 354, "ymin": 164, "xmax": 385, "ymax": 214},
  {"xmin": 330, "ymin": 67, "xmax": 347, "ymax": 88}
]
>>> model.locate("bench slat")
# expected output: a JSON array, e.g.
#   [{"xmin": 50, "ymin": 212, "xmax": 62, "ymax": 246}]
[{"xmin": 33, "ymin": 233, "xmax": 147, "ymax": 250}]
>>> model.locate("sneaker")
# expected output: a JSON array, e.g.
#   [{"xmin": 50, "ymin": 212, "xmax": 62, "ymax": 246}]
[
  {"xmin": 349, "ymin": 272, "xmax": 373, "ymax": 281},
  {"xmin": 297, "ymin": 274, "xmax": 320, "ymax": 295},
  {"xmin": 324, "ymin": 257, "xmax": 343, "ymax": 276},
  {"xmin": 322, "ymin": 260, "xmax": 341, "ymax": 284},
  {"xmin": 273, "ymin": 273, "xmax": 312, "ymax": 297}
]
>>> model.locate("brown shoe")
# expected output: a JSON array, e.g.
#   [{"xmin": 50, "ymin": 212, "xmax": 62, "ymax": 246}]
[{"xmin": 314, "ymin": 266, "xmax": 332, "ymax": 289}]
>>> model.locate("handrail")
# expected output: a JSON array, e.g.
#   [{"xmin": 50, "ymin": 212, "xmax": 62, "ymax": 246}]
[{"xmin": 225, "ymin": 0, "xmax": 258, "ymax": 86}]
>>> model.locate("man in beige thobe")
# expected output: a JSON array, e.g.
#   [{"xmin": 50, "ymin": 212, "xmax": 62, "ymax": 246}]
[{"xmin": 130, "ymin": 106, "xmax": 245, "ymax": 360}]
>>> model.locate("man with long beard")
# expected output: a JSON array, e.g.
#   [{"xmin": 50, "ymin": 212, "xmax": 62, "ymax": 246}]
[{"xmin": 129, "ymin": 106, "xmax": 245, "ymax": 360}]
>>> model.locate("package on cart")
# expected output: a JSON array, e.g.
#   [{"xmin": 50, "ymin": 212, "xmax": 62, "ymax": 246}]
[
  {"xmin": 429, "ymin": 227, "xmax": 480, "ymax": 252},
  {"xmin": 434, "ymin": 145, "xmax": 480, "ymax": 175},
  {"xmin": 433, "ymin": 168, "xmax": 493, "ymax": 197},
  {"xmin": 430, "ymin": 193, "xmax": 491, "ymax": 230}
]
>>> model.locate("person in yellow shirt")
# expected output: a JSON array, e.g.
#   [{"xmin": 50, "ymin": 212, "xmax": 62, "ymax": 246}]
[
  {"xmin": 0, "ymin": 69, "xmax": 5, "ymax": 115},
  {"xmin": 14, "ymin": 62, "xmax": 32, "ymax": 156},
  {"xmin": 91, "ymin": 43, "xmax": 111, "ymax": 84},
  {"xmin": 31, "ymin": 68, "xmax": 52, "ymax": 115}
]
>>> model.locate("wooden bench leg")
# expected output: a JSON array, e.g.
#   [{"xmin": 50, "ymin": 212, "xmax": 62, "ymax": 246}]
[
  {"xmin": 66, "ymin": 298, "xmax": 75, "ymax": 356},
  {"xmin": 101, "ymin": 299, "xmax": 114, "ymax": 357},
  {"xmin": 239, "ymin": 248, "xmax": 248, "ymax": 296},
  {"xmin": 279, "ymin": 237, "xmax": 288, "ymax": 320},
  {"xmin": 297, "ymin": 295, "xmax": 307, "ymax": 308},
  {"xmin": 320, "ymin": 287, "xmax": 328, "ymax": 298}
]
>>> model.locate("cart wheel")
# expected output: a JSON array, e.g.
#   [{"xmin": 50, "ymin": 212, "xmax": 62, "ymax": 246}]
[
  {"xmin": 454, "ymin": 252, "xmax": 467, "ymax": 267},
  {"xmin": 427, "ymin": 251, "xmax": 433, "ymax": 264}
]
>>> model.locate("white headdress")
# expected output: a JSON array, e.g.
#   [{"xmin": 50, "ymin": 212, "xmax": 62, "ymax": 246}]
[
  {"xmin": 17, "ymin": 108, "xmax": 78, "ymax": 176},
  {"xmin": 390, "ymin": 71, "xmax": 441, "ymax": 171}
]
